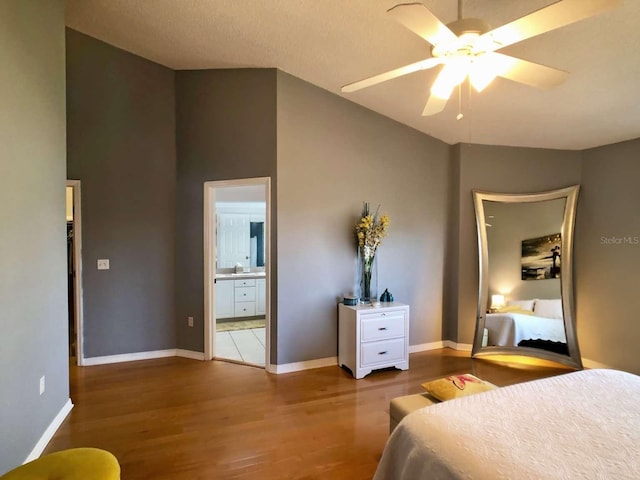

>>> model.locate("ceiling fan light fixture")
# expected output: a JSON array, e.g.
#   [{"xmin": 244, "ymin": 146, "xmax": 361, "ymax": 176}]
[
  {"xmin": 431, "ymin": 18, "xmax": 493, "ymax": 59},
  {"xmin": 431, "ymin": 60, "xmax": 468, "ymax": 99},
  {"xmin": 468, "ymin": 58, "xmax": 498, "ymax": 92},
  {"xmin": 469, "ymin": 69, "xmax": 495, "ymax": 93}
]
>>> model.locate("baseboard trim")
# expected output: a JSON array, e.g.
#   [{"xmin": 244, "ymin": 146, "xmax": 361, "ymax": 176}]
[
  {"xmin": 82, "ymin": 342, "xmax": 475, "ymax": 370},
  {"xmin": 582, "ymin": 357, "xmax": 613, "ymax": 369},
  {"xmin": 443, "ymin": 340, "xmax": 473, "ymax": 351},
  {"xmin": 409, "ymin": 341, "xmax": 445, "ymax": 353},
  {"xmin": 266, "ymin": 356, "xmax": 337, "ymax": 374},
  {"xmin": 176, "ymin": 349, "xmax": 205, "ymax": 361},
  {"xmin": 24, "ymin": 398, "xmax": 73, "ymax": 463},
  {"xmin": 83, "ymin": 349, "xmax": 177, "ymax": 366},
  {"xmin": 266, "ymin": 345, "xmax": 475, "ymax": 374}
]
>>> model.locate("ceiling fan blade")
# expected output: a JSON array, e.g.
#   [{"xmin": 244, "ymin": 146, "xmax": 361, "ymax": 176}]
[
  {"xmin": 422, "ymin": 65, "xmax": 459, "ymax": 116},
  {"xmin": 422, "ymin": 93, "xmax": 449, "ymax": 116},
  {"xmin": 479, "ymin": 0, "xmax": 621, "ymax": 52},
  {"xmin": 489, "ymin": 53, "xmax": 570, "ymax": 89},
  {"xmin": 341, "ymin": 57, "xmax": 442, "ymax": 93},
  {"xmin": 387, "ymin": 3, "xmax": 457, "ymax": 46}
]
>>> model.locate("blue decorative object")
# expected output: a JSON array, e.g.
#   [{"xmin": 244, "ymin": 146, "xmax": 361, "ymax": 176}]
[
  {"xmin": 380, "ymin": 289, "xmax": 394, "ymax": 302},
  {"xmin": 343, "ymin": 295, "xmax": 358, "ymax": 306}
]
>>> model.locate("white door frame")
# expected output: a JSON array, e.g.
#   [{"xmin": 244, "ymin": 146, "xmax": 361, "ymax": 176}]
[
  {"xmin": 203, "ymin": 177, "xmax": 271, "ymax": 368},
  {"xmin": 66, "ymin": 180, "xmax": 85, "ymax": 366}
]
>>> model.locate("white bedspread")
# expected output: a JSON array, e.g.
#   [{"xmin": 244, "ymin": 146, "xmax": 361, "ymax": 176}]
[
  {"xmin": 485, "ymin": 312, "xmax": 566, "ymax": 346},
  {"xmin": 374, "ymin": 369, "xmax": 640, "ymax": 480}
]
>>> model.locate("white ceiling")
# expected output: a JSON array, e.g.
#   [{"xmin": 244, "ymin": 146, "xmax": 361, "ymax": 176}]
[{"xmin": 65, "ymin": 0, "xmax": 640, "ymax": 150}]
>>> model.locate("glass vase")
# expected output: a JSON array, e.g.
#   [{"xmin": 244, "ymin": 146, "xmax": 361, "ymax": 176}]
[{"xmin": 357, "ymin": 246, "xmax": 378, "ymax": 304}]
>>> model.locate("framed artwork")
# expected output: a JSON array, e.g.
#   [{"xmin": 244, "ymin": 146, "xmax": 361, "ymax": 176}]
[{"xmin": 521, "ymin": 233, "xmax": 561, "ymax": 280}]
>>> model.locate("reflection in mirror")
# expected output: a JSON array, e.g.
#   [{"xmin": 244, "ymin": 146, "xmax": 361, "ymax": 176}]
[{"xmin": 472, "ymin": 186, "xmax": 582, "ymax": 369}]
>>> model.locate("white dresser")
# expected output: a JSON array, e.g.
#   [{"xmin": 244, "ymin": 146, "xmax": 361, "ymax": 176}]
[{"xmin": 338, "ymin": 302, "xmax": 409, "ymax": 379}]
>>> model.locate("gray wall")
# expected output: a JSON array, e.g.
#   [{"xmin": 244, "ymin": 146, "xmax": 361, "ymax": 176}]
[
  {"xmin": 576, "ymin": 138, "xmax": 640, "ymax": 373},
  {"xmin": 447, "ymin": 144, "xmax": 582, "ymax": 345},
  {"xmin": 66, "ymin": 30, "xmax": 176, "ymax": 357},
  {"xmin": 276, "ymin": 72, "xmax": 450, "ymax": 364},
  {"xmin": 443, "ymin": 146, "xmax": 461, "ymax": 341},
  {"xmin": 175, "ymin": 69, "xmax": 277, "ymax": 354},
  {"xmin": 0, "ymin": 0, "xmax": 68, "ymax": 472},
  {"xmin": 59, "ymin": 27, "xmax": 640, "ymax": 376}
]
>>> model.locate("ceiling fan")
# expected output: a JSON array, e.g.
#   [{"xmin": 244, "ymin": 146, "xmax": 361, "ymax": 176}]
[{"xmin": 342, "ymin": 0, "xmax": 620, "ymax": 116}]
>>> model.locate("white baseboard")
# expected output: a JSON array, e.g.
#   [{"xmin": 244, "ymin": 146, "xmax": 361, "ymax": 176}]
[
  {"xmin": 82, "ymin": 342, "xmax": 475, "ymax": 370},
  {"xmin": 24, "ymin": 398, "xmax": 73, "ymax": 463},
  {"xmin": 409, "ymin": 341, "xmax": 446, "ymax": 353},
  {"xmin": 83, "ymin": 349, "xmax": 177, "ymax": 366},
  {"xmin": 266, "ymin": 344, "xmax": 475, "ymax": 374},
  {"xmin": 443, "ymin": 340, "xmax": 473, "ymax": 351},
  {"xmin": 266, "ymin": 356, "xmax": 337, "ymax": 374},
  {"xmin": 176, "ymin": 349, "xmax": 205, "ymax": 361},
  {"xmin": 582, "ymin": 357, "xmax": 613, "ymax": 369}
]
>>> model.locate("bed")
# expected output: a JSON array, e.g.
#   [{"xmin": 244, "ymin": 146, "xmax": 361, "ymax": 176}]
[
  {"xmin": 373, "ymin": 369, "xmax": 640, "ymax": 480},
  {"xmin": 485, "ymin": 298, "xmax": 566, "ymax": 347},
  {"xmin": 484, "ymin": 312, "xmax": 566, "ymax": 346}
]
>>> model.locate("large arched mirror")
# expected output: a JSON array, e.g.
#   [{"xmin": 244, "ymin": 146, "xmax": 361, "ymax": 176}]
[{"xmin": 472, "ymin": 186, "xmax": 582, "ymax": 369}]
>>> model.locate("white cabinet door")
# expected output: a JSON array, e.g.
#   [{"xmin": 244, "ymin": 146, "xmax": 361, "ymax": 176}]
[
  {"xmin": 217, "ymin": 213, "xmax": 251, "ymax": 268},
  {"xmin": 215, "ymin": 281, "xmax": 235, "ymax": 319},
  {"xmin": 256, "ymin": 278, "xmax": 266, "ymax": 315}
]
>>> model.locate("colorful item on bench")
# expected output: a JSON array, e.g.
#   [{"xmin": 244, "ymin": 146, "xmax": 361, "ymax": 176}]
[{"xmin": 421, "ymin": 373, "xmax": 497, "ymax": 401}]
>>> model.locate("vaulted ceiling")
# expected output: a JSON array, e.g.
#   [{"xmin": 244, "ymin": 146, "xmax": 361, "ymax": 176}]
[{"xmin": 65, "ymin": 0, "xmax": 640, "ymax": 150}]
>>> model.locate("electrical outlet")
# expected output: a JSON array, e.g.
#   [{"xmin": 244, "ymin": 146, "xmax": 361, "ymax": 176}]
[
  {"xmin": 188, "ymin": 316, "xmax": 194, "ymax": 327},
  {"xmin": 97, "ymin": 259, "xmax": 110, "ymax": 270},
  {"xmin": 39, "ymin": 376, "xmax": 45, "ymax": 395}
]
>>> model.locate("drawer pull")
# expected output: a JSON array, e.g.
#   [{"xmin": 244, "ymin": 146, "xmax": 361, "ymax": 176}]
[
  {"xmin": 378, "ymin": 327, "xmax": 388, "ymax": 331},
  {"xmin": 378, "ymin": 351, "xmax": 388, "ymax": 355}
]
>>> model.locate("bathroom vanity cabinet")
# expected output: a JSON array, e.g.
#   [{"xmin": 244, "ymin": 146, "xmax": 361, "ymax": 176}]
[{"xmin": 215, "ymin": 275, "xmax": 266, "ymax": 319}]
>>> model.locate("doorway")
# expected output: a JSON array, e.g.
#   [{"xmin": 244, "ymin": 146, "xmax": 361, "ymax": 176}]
[
  {"xmin": 66, "ymin": 180, "xmax": 85, "ymax": 365},
  {"xmin": 204, "ymin": 178, "xmax": 271, "ymax": 368}
]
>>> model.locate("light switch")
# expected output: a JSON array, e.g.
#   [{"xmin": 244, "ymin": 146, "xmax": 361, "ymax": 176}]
[{"xmin": 97, "ymin": 259, "xmax": 110, "ymax": 270}]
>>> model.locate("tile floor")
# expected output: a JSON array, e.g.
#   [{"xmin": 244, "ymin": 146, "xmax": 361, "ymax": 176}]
[{"xmin": 215, "ymin": 327, "xmax": 265, "ymax": 366}]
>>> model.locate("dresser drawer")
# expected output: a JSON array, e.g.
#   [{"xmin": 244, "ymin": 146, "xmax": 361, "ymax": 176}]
[
  {"xmin": 361, "ymin": 313, "xmax": 405, "ymax": 341},
  {"xmin": 234, "ymin": 279, "xmax": 256, "ymax": 287},
  {"xmin": 361, "ymin": 338, "xmax": 405, "ymax": 366},
  {"xmin": 234, "ymin": 302, "xmax": 256, "ymax": 317},
  {"xmin": 235, "ymin": 286, "xmax": 256, "ymax": 301}
]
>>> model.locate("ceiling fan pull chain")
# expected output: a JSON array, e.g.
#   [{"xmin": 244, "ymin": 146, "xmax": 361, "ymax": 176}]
[
  {"xmin": 456, "ymin": 83, "xmax": 463, "ymax": 120},
  {"xmin": 467, "ymin": 79, "xmax": 473, "ymax": 142}
]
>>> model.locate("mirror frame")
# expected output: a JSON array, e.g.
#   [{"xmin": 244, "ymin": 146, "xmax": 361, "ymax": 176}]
[{"xmin": 472, "ymin": 185, "xmax": 582, "ymax": 369}]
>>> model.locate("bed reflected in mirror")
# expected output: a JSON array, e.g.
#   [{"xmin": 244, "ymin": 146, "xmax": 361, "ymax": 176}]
[{"xmin": 472, "ymin": 186, "xmax": 582, "ymax": 369}]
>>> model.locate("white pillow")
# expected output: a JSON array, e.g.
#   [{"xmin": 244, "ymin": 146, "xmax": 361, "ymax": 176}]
[
  {"xmin": 534, "ymin": 299, "xmax": 563, "ymax": 319},
  {"xmin": 507, "ymin": 299, "xmax": 535, "ymax": 311}
]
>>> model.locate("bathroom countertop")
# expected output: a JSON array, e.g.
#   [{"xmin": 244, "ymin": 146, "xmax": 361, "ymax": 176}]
[{"xmin": 215, "ymin": 272, "xmax": 266, "ymax": 280}]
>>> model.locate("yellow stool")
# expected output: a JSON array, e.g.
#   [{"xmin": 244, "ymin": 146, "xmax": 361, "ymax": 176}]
[{"xmin": 0, "ymin": 448, "xmax": 120, "ymax": 480}]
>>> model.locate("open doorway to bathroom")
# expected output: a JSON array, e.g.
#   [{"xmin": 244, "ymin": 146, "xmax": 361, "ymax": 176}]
[
  {"xmin": 204, "ymin": 178, "xmax": 270, "ymax": 368},
  {"xmin": 66, "ymin": 180, "xmax": 85, "ymax": 365}
]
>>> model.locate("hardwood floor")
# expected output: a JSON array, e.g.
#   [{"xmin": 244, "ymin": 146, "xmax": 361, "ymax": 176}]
[{"xmin": 45, "ymin": 349, "xmax": 571, "ymax": 479}]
